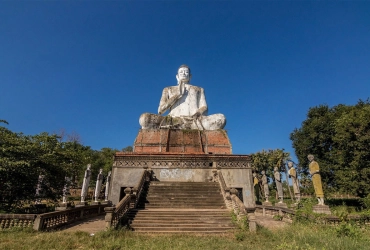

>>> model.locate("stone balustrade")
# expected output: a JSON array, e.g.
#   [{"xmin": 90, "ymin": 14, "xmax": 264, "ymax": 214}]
[
  {"xmin": 215, "ymin": 169, "xmax": 232, "ymax": 209},
  {"xmin": 33, "ymin": 204, "xmax": 108, "ymax": 231},
  {"xmin": 255, "ymin": 205, "xmax": 295, "ymax": 222},
  {"xmin": 255, "ymin": 205, "xmax": 370, "ymax": 226},
  {"xmin": 216, "ymin": 170, "xmax": 256, "ymax": 231},
  {"xmin": 0, "ymin": 214, "xmax": 36, "ymax": 229},
  {"xmin": 105, "ymin": 169, "xmax": 150, "ymax": 229}
]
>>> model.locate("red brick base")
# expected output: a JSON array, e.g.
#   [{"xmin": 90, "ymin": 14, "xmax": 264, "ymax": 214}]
[{"xmin": 133, "ymin": 129, "xmax": 232, "ymax": 154}]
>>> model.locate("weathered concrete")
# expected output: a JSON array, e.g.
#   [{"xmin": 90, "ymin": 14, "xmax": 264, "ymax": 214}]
[
  {"xmin": 134, "ymin": 129, "xmax": 232, "ymax": 154},
  {"xmin": 109, "ymin": 153, "xmax": 254, "ymax": 208},
  {"xmin": 62, "ymin": 215, "xmax": 105, "ymax": 234}
]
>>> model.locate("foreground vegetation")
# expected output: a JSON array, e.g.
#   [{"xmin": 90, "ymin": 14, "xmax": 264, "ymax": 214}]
[{"xmin": 1, "ymin": 221, "xmax": 370, "ymax": 250}]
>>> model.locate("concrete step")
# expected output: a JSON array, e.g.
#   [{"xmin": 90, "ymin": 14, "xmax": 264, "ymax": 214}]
[
  {"xmin": 132, "ymin": 226, "xmax": 235, "ymax": 232},
  {"xmin": 131, "ymin": 219, "xmax": 232, "ymax": 223},
  {"xmin": 133, "ymin": 231, "xmax": 234, "ymax": 234},
  {"xmin": 148, "ymin": 187, "xmax": 221, "ymax": 193},
  {"xmin": 150, "ymin": 182, "xmax": 219, "ymax": 185},
  {"xmin": 129, "ymin": 182, "xmax": 233, "ymax": 233},
  {"xmin": 131, "ymin": 223, "xmax": 234, "ymax": 227},
  {"xmin": 143, "ymin": 205, "xmax": 225, "ymax": 209},
  {"xmin": 144, "ymin": 203, "xmax": 225, "ymax": 207},
  {"xmin": 145, "ymin": 199, "xmax": 224, "ymax": 203}
]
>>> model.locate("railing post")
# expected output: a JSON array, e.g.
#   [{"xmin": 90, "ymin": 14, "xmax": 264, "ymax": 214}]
[
  {"xmin": 104, "ymin": 207, "xmax": 114, "ymax": 229},
  {"xmin": 247, "ymin": 211, "xmax": 257, "ymax": 232},
  {"xmin": 33, "ymin": 215, "xmax": 42, "ymax": 231},
  {"xmin": 80, "ymin": 208, "xmax": 84, "ymax": 219}
]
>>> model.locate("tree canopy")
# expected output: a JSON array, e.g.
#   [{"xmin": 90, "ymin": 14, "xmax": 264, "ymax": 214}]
[
  {"xmin": 290, "ymin": 100, "xmax": 370, "ymax": 197},
  {"xmin": 0, "ymin": 121, "xmax": 129, "ymax": 212},
  {"xmin": 250, "ymin": 149, "xmax": 291, "ymax": 176}
]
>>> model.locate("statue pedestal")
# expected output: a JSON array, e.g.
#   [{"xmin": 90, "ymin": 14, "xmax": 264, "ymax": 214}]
[
  {"xmin": 75, "ymin": 201, "xmax": 88, "ymax": 207},
  {"xmin": 102, "ymin": 200, "xmax": 112, "ymax": 206},
  {"xmin": 262, "ymin": 201, "xmax": 272, "ymax": 206},
  {"xmin": 134, "ymin": 129, "xmax": 232, "ymax": 154},
  {"xmin": 91, "ymin": 201, "xmax": 101, "ymax": 205},
  {"xmin": 275, "ymin": 202, "xmax": 288, "ymax": 208},
  {"xmin": 313, "ymin": 205, "xmax": 331, "ymax": 214},
  {"xmin": 55, "ymin": 202, "xmax": 71, "ymax": 211}
]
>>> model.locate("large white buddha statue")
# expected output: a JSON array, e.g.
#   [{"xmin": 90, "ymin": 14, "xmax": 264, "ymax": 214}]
[{"xmin": 139, "ymin": 65, "xmax": 226, "ymax": 130}]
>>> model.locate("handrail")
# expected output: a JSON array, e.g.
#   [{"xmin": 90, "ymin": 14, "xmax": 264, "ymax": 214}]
[
  {"xmin": 215, "ymin": 170, "xmax": 256, "ymax": 231},
  {"xmin": 0, "ymin": 214, "xmax": 36, "ymax": 229},
  {"xmin": 231, "ymin": 194, "xmax": 247, "ymax": 215},
  {"xmin": 33, "ymin": 204, "xmax": 108, "ymax": 231},
  {"xmin": 132, "ymin": 169, "xmax": 149, "ymax": 208},
  {"xmin": 105, "ymin": 169, "xmax": 150, "ymax": 229},
  {"xmin": 215, "ymin": 169, "xmax": 232, "ymax": 209},
  {"xmin": 105, "ymin": 195, "xmax": 131, "ymax": 229}
]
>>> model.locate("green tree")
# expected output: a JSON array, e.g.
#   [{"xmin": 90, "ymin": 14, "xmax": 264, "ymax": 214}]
[
  {"xmin": 90, "ymin": 147, "xmax": 119, "ymax": 180},
  {"xmin": 122, "ymin": 146, "xmax": 133, "ymax": 152},
  {"xmin": 250, "ymin": 149, "xmax": 290, "ymax": 176},
  {"xmin": 290, "ymin": 100, "xmax": 370, "ymax": 197},
  {"xmin": 0, "ymin": 121, "xmax": 92, "ymax": 212}
]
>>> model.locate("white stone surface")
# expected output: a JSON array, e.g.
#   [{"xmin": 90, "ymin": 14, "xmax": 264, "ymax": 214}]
[
  {"xmin": 139, "ymin": 65, "xmax": 226, "ymax": 130},
  {"xmin": 104, "ymin": 171, "xmax": 111, "ymax": 202},
  {"xmin": 94, "ymin": 169, "xmax": 103, "ymax": 202},
  {"xmin": 81, "ymin": 164, "xmax": 91, "ymax": 202}
]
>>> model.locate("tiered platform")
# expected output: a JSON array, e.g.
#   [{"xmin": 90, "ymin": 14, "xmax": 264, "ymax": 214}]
[
  {"xmin": 109, "ymin": 128, "xmax": 254, "ymax": 209},
  {"xmin": 133, "ymin": 129, "xmax": 232, "ymax": 154}
]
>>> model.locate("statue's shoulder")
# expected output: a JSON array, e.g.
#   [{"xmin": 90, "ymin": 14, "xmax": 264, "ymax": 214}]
[
  {"xmin": 162, "ymin": 85, "xmax": 177, "ymax": 91},
  {"xmin": 187, "ymin": 84, "xmax": 204, "ymax": 92}
]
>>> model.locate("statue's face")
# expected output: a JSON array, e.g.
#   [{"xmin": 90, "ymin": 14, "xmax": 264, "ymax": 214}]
[
  {"xmin": 288, "ymin": 162, "xmax": 293, "ymax": 168},
  {"xmin": 177, "ymin": 67, "xmax": 190, "ymax": 82}
]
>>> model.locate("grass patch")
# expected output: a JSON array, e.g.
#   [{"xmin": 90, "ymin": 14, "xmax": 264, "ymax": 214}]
[{"xmin": 2, "ymin": 223, "xmax": 370, "ymax": 250}]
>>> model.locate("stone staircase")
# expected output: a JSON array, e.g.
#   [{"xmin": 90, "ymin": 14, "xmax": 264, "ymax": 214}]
[{"xmin": 127, "ymin": 181, "xmax": 235, "ymax": 233}]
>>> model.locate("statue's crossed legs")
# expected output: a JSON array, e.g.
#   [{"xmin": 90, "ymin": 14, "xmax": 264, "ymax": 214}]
[{"xmin": 139, "ymin": 113, "xmax": 226, "ymax": 130}]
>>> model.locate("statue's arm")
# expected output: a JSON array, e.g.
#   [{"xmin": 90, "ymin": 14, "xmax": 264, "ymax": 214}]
[
  {"xmin": 193, "ymin": 87, "xmax": 208, "ymax": 117},
  {"xmin": 289, "ymin": 168, "xmax": 296, "ymax": 178},
  {"xmin": 158, "ymin": 87, "xmax": 181, "ymax": 115},
  {"xmin": 275, "ymin": 173, "xmax": 281, "ymax": 182},
  {"xmin": 309, "ymin": 162, "xmax": 320, "ymax": 175}
]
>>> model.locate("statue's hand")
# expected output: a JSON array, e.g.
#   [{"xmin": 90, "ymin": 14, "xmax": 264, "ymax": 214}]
[
  {"xmin": 178, "ymin": 80, "xmax": 185, "ymax": 96},
  {"xmin": 192, "ymin": 111, "xmax": 202, "ymax": 119}
]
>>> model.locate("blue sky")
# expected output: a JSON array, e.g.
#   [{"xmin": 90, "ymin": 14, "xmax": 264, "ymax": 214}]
[{"xmin": 1, "ymin": 1, "xmax": 369, "ymax": 162}]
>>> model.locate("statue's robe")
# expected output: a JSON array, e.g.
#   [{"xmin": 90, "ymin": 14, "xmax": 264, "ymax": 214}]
[
  {"xmin": 288, "ymin": 167, "xmax": 300, "ymax": 196},
  {"xmin": 309, "ymin": 161, "xmax": 324, "ymax": 198}
]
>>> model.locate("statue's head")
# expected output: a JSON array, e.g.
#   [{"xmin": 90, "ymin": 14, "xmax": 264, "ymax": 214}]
[
  {"xmin": 307, "ymin": 154, "xmax": 315, "ymax": 162},
  {"xmin": 288, "ymin": 162, "xmax": 293, "ymax": 168},
  {"xmin": 176, "ymin": 64, "xmax": 191, "ymax": 83},
  {"xmin": 253, "ymin": 172, "xmax": 257, "ymax": 177},
  {"xmin": 274, "ymin": 167, "xmax": 278, "ymax": 172},
  {"xmin": 261, "ymin": 170, "xmax": 265, "ymax": 175},
  {"xmin": 87, "ymin": 164, "xmax": 91, "ymax": 170}
]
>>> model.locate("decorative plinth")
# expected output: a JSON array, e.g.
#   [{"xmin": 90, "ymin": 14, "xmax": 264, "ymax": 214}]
[
  {"xmin": 133, "ymin": 129, "xmax": 232, "ymax": 154},
  {"xmin": 75, "ymin": 201, "xmax": 88, "ymax": 207},
  {"xmin": 91, "ymin": 201, "xmax": 101, "ymax": 205},
  {"xmin": 262, "ymin": 201, "xmax": 272, "ymax": 206},
  {"xmin": 102, "ymin": 201, "xmax": 112, "ymax": 206},
  {"xmin": 55, "ymin": 202, "xmax": 71, "ymax": 211},
  {"xmin": 275, "ymin": 202, "xmax": 288, "ymax": 208},
  {"xmin": 313, "ymin": 205, "xmax": 331, "ymax": 214}
]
